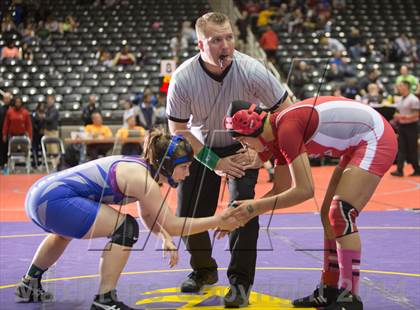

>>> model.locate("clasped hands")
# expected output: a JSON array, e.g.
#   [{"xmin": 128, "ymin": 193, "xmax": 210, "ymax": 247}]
[
  {"xmin": 214, "ymin": 199, "xmax": 257, "ymax": 239},
  {"xmin": 214, "ymin": 148, "xmax": 263, "ymax": 179}
]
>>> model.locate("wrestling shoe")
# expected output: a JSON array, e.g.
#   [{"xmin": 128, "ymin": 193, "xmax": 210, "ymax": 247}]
[
  {"xmin": 91, "ymin": 289, "xmax": 137, "ymax": 310},
  {"xmin": 180, "ymin": 268, "xmax": 218, "ymax": 293},
  {"xmin": 292, "ymin": 284, "xmax": 339, "ymax": 307},
  {"xmin": 322, "ymin": 289, "xmax": 363, "ymax": 310},
  {"xmin": 15, "ymin": 277, "xmax": 54, "ymax": 302},
  {"xmin": 223, "ymin": 283, "xmax": 250, "ymax": 308}
]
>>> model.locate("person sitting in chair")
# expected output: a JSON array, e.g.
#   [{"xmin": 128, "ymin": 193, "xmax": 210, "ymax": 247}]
[
  {"xmin": 84, "ymin": 112, "xmax": 113, "ymax": 160},
  {"xmin": 115, "ymin": 114, "xmax": 145, "ymax": 155}
]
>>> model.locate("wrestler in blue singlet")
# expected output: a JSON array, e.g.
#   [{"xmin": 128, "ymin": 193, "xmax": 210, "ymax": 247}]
[{"xmin": 25, "ymin": 156, "xmax": 150, "ymax": 238}]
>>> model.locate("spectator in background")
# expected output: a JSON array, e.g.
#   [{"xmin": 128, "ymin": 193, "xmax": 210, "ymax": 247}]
[
  {"xmin": 391, "ymin": 81, "xmax": 420, "ymax": 177},
  {"xmin": 331, "ymin": 87, "xmax": 343, "ymax": 97},
  {"xmin": 1, "ymin": 15, "xmax": 16, "ymax": 34},
  {"xmin": 82, "ymin": 95, "xmax": 101, "ymax": 126},
  {"xmin": 329, "ymin": 51, "xmax": 356, "ymax": 78},
  {"xmin": 22, "ymin": 43, "xmax": 34, "ymax": 61},
  {"xmin": 414, "ymin": 38, "xmax": 420, "ymax": 63},
  {"xmin": 235, "ymin": 10, "xmax": 249, "ymax": 52},
  {"xmin": 259, "ymin": 24, "xmax": 278, "ymax": 63},
  {"xmin": 36, "ymin": 21, "xmax": 50, "ymax": 40},
  {"xmin": 362, "ymin": 38, "xmax": 384, "ymax": 62},
  {"xmin": 150, "ymin": 20, "xmax": 161, "ymax": 30},
  {"xmin": 170, "ymin": 31, "xmax": 188, "ymax": 58},
  {"xmin": 44, "ymin": 95, "xmax": 60, "ymax": 154},
  {"xmin": 394, "ymin": 33, "xmax": 413, "ymax": 60},
  {"xmin": 288, "ymin": 8, "xmax": 304, "ymax": 33},
  {"xmin": 11, "ymin": 0, "xmax": 25, "ymax": 26},
  {"xmin": 326, "ymin": 63, "xmax": 344, "ymax": 83},
  {"xmin": 181, "ymin": 20, "xmax": 197, "ymax": 43},
  {"xmin": 22, "ymin": 23, "xmax": 37, "ymax": 45},
  {"xmin": 97, "ymin": 48, "xmax": 113, "ymax": 66},
  {"xmin": 317, "ymin": 1, "xmax": 332, "ymax": 21},
  {"xmin": 0, "ymin": 92, "xmax": 13, "ymax": 173},
  {"xmin": 115, "ymin": 114, "xmax": 145, "ymax": 155},
  {"xmin": 120, "ymin": 99, "xmax": 139, "ymax": 128},
  {"xmin": 1, "ymin": 40, "xmax": 22, "ymax": 60},
  {"xmin": 347, "ymin": 26, "xmax": 362, "ymax": 59},
  {"xmin": 96, "ymin": 47, "xmax": 106, "ymax": 60},
  {"xmin": 84, "ymin": 112, "xmax": 113, "ymax": 161},
  {"xmin": 100, "ymin": 51, "xmax": 113, "ymax": 67},
  {"xmin": 59, "ymin": 15, "xmax": 78, "ymax": 33},
  {"xmin": 244, "ymin": 0, "xmax": 260, "ymax": 16},
  {"xmin": 321, "ymin": 36, "xmax": 346, "ymax": 54},
  {"xmin": 2, "ymin": 96, "xmax": 33, "ymax": 144},
  {"xmin": 45, "ymin": 15, "xmax": 60, "ymax": 33},
  {"xmin": 359, "ymin": 68, "xmax": 384, "ymax": 96},
  {"xmin": 257, "ymin": 6, "xmax": 275, "ymax": 29},
  {"xmin": 381, "ymin": 38, "xmax": 393, "ymax": 62},
  {"xmin": 395, "ymin": 65, "xmax": 419, "ymax": 94},
  {"xmin": 302, "ymin": 9, "xmax": 318, "ymax": 32},
  {"xmin": 362, "ymin": 83, "xmax": 383, "ymax": 108},
  {"xmin": 341, "ymin": 78, "xmax": 360, "ymax": 99},
  {"xmin": 243, "ymin": 0, "xmax": 261, "ymax": 32},
  {"xmin": 31, "ymin": 102, "xmax": 46, "ymax": 168},
  {"xmin": 155, "ymin": 93, "xmax": 168, "ymax": 126},
  {"xmin": 137, "ymin": 90, "xmax": 156, "ymax": 130},
  {"xmin": 289, "ymin": 61, "xmax": 311, "ymax": 99},
  {"xmin": 113, "ymin": 45, "xmax": 135, "ymax": 66}
]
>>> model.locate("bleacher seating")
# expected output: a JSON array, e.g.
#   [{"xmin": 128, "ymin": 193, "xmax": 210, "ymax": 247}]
[
  {"xmin": 273, "ymin": 0, "xmax": 420, "ymax": 99},
  {"xmin": 1, "ymin": 0, "xmax": 208, "ymax": 125}
]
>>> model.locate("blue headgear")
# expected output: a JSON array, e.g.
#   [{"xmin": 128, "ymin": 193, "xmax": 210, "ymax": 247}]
[{"xmin": 153, "ymin": 135, "xmax": 193, "ymax": 187}]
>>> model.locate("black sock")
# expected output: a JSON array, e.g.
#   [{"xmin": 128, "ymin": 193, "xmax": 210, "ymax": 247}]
[
  {"xmin": 26, "ymin": 264, "xmax": 46, "ymax": 279},
  {"xmin": 95, "ymin": 290, "xmax": 117, "ymax": 303}
]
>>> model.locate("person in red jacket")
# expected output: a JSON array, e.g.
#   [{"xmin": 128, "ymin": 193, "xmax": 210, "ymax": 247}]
[
  {"xmin": 2, "ymin": 96, "xmax": 33, "ymax": 143},
  {"xmin": 259, "ymin": 25, "xmax": 279, "ymax": 63}
]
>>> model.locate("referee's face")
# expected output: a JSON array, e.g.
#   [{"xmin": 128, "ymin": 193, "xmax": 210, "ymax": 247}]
[{"xmin": 199, "ymin": 21, "xmax": 235, "ymax": 71}]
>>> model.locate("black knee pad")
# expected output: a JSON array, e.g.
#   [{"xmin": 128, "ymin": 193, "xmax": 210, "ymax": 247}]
[{"xmin": 110, "ymin": 214, "xmax": 139, "ymax": 247}]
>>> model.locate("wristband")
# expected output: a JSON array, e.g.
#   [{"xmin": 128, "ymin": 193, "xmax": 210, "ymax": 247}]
[{"xmin": 195, "ymin": 146, "xmax": 220, "ymax": 170}]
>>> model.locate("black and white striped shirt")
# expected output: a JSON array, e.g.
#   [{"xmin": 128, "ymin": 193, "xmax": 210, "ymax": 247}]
[{"xmin": 167, "ymin": 50, "xmax": 288, "ymax": 147}]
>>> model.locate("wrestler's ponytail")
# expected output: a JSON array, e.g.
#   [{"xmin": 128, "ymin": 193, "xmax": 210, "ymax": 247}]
[{"xmin": 143, "ymin": 128, "xmax": 193, "ymax": 180}]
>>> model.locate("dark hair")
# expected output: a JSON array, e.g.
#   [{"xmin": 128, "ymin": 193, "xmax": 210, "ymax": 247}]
[
  {"xmin": 400, "ymin": 80, "xmax": 411, "ymax": 90},
  {"xmin": 35, "ymin": 102, "xmax": 45, "ymax": 111},
  {"xmin": 12, "ymin": 96, "xmax": 23, "ymax": 106},
  {"xmin": 143, "ymin": 128, "xmax": 193, "ymax": 176}
]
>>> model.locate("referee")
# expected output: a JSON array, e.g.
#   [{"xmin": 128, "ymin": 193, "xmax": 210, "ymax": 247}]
[{"xmin": 166, "ymin": 12, "xmax": 290, "ymax": 307}]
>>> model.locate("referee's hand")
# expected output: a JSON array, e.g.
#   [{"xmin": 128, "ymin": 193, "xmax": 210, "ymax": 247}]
[{"xmin": 214, "ymin": 155, "xmax": 246, "ymax": 179}]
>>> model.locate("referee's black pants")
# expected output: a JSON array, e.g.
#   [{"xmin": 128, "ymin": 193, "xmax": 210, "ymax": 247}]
[
  {"xmin": 396, "ymin": 122, "xmax": 419, "ymax": 173},
  {"xmin": 176, "ymin": 143, "xmax": 259, "ymax": 287}
]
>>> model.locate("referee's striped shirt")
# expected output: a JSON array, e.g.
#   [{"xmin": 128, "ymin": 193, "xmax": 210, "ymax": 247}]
[{"xmin": 166, "ymin": 50, "xmax": 288, "ymax": 148}]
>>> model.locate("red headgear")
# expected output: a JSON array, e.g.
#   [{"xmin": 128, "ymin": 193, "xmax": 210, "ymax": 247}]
[{"xmin": 224, "ymin": 101, "xmax": 267, "ymax": 137}]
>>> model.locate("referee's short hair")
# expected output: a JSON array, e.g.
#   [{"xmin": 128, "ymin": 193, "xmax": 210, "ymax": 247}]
[{"xmin": 195, "ymin": 12, "xmax": 231, "ymax": 38}]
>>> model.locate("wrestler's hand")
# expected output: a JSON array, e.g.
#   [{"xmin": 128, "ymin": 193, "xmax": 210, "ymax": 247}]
[
  {"xmin": 229, "ymin": 200, "xmax": 258, "ymax": 225},
  {"xmin": 236, "ymin": 148, "xmax": 263, "ymax": 170},
  {"xmin": 162, "ymin": 237, "xmax": 178, "ymax": 268},
  {"xmin": 214, "ymin": 155, "xmax": 246, "ymax": 179},
  {"xmin": 214, "ymin": 229, "xmax": 229, "ymax": 240},
  {"xmin": 216, "ymin": 208, "xmax": 241, "ymax": 231}
]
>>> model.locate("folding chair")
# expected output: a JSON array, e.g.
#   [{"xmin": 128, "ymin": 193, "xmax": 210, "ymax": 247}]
[
  {"xmin": 7, "ymin": 136, "xmax": 32, "ymax": 174},
  {"xmin": 41, "ymin": 136, "xmax": 65, "ymax": 173}
]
